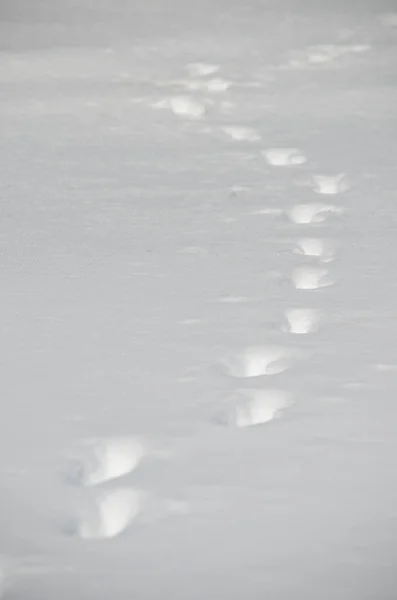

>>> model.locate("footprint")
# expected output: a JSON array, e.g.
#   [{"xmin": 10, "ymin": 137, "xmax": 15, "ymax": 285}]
[
  {"xmin": 287, "ymin": 203, "xmax": 343, "ymax": 224},
  {"xmin": 294, "ymin": 237, "xmax": 335, "ymax": 263},
  {"xmin": 71, "ymin": 488, "xmax": 143, "ymax": 540},
  {"xmin": 292, "ymin": 266, "xmax": 334, "ymax": 290},
  {"xmin": 221, "ymin": 345, "xmax": 302, "ymax": 378},
  {"xmin": 312, "ymin": 173, "xmax": 349, "ymax": 195},
  {"xmin": 222, "ymin": 126, "xmax": 261, "ymax": 142},
  {"xmin": 65, "ymin": 489, "xmax": 189, "ymax": 540},
  {"xmin": 169, "ymin": 96, "xmax": 205, "ymax": 118},
  {"xmin": 64, "ymin": 437, "xmax": 146, "ymax": 487},
  {"xmin": 261, "ymin": 148, "xmax": 306, "ymax": 166},
  {"xmin": 185, "ymin": 62, "xmax": 220, "ymax": 77},
  {"xmin": 282, "ymin": 308, "xmax": 322, "ymax": 334},
  {"xmin": 217, "ymin": 389, "xmax": 293, "ymax": 427}
]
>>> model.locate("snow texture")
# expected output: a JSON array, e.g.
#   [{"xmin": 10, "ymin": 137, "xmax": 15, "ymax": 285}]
[{"xmin": 1, "ymin": 0, "xmax": 397, "ymax": 598}]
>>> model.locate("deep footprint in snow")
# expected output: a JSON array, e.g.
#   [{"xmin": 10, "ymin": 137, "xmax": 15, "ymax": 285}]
[
  {"xmin": 282, "ymin": 308, "xmax": 322, "ymax": 334},
  {"xmin": 69, "ymin": 488, "xmax": 143, "ymax": 540},
  {"xmin": 287, "ymin": 203, "xmax": 343, "ymax": 224},
  {"xmin": 170, "ymin": 95, "xmax": 206, "ymax": 118},
  {"xmin": 217, "ymin": 389, "xmax": 293, "ymax": 427},
  {"xmin": 65, "ymin": 489, "xmax": 189, "ymax": 540},
  {"xmin": 64, "ymin": 437, "xmax": 148, "ymax": 487},
  {"xmin": 292, "ymin": 265, "xmax": 334, "ymax": 290},
  {"xmin": 261, "ymin": 147, "xmax": 306, "ymax": 166},
  {"xmin": 294, "ymin": 237, "xmax": 335, "ymax": 263},
  {"xmin": 153, "ymin": 95, "xmax": 205, "ymax": 118},
  {"xmin": 311, "ymin": 173, "xmax": 349, "ymax": 195},
  {"xmin": 220, "ymin": 345, "xmax": 304, "ymax": 378},
  {"xmin": 222, "ymin": 126, "xmax": 261, "ymax": 142}
]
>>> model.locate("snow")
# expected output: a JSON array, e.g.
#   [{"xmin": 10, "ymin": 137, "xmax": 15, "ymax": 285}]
[
  {"xmin": 2, "ymin": 0, "xmax": 397, "ymax": 598},
  {"xmin": 292, "ymin": 265, "xmax": 334, "ymax": 290},
  {"xmin": 293, "ymin": 237, "xmax": 336, "ymax": 262},
  {"xmin": 74, "ymin": 487, "xmax": 143, "ymax": 540},
  {"xmin": 64, "ymin": 436, "xmax": 147, "ymax": 487},
  {"xmin": 262, "ymin": 147, "xmax": 307, "ymax": 166},
  {"xmin": 221, "ymin": 345, "xmax": 305, "ymax": 378},
  {"xmin": 312, "ymin": 173, "xmax": 350, "ymax": 195},
  {"xmin": 282, "ymin": 308, "xmax": 322, "ymax": 335},
  {"xmin": 231, "ymin": 389, "xmax": 293, "ymax": 428},
  {"xmin": 287, "ymin": 203, "xmax": 344, "ymax": 224}
]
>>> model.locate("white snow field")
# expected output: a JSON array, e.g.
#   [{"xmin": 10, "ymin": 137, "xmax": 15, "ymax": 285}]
[{"xmin": 1, "ymin": 0, "xmax": 397, "ymax": 598}]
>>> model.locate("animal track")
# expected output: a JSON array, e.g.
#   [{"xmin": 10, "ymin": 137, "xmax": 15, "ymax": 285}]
[
  {"xmin": 65, "ymin": 437, "xmax": 146, "ymax": 487},
  {"xmin": 294, "ymin": 237, "xmax": 335, "ymax": 263},
  {"xmin": 292, "ymin": 266, "xmax": 334, "ymax": 290},
  {"xmin": 312, "ymin": 173, "xmax": 349, "ymax": 195},
  {"xmin": 261, "ymin": 148, "xmax": 306, "ymax": 166},
  {"xmin": 221, "ymin": 345, "xmax": 303, "ymax": 378},
  {"xmin": 72, "ymin": 488, "xmax": 143, "ymax": 540},
  {"xmin": 287, "ymin": 203, "xmax": 343, "ymax": 224},
  {"xmin": 222, "ymin": 126, "xmax": 260, "ymax": 142},
  {"xmin": 282, "ymin": 308, "xmax": 322, "ymax": 334},
  {"xmin": 218, "ymin": 389, "xmax": 293, "ymax": 427}
]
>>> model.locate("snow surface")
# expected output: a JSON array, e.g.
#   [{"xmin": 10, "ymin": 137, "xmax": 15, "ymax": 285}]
[{"xmin": 1, "ymin": 0, "xmax": 397, "ymax": 598}]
